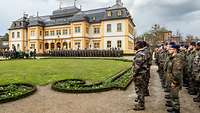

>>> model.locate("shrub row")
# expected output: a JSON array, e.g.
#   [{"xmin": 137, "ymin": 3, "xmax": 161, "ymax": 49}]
[{"xmin": 51, "ymin": 67, "xmax": 133, "ymax": 93}]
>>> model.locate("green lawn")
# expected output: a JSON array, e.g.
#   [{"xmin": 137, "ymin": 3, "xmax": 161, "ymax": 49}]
[{"xmin": 0, "ymin": 59, "xmax": 131, "ymax": 85}]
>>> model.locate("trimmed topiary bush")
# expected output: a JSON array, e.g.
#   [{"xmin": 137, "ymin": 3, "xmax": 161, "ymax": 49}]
[
  {"xmin": 0, "ymin": 83, "xmax": 37, "ymax": 103},
  {"xmin": 52, "ymin": 67, "xmax": 133, "ymax": 93}
]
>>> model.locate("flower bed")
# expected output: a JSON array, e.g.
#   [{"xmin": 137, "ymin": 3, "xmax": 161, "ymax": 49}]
[
  {"xmin": 0, "ymin": 83, "xmax": 37, "ymax": 103},
  {"xmin": 52, "ymin": 67, "xmax": 133, "ymax": 93}
]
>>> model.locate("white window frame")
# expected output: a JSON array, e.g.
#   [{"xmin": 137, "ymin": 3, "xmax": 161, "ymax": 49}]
[
  {"xmin": 107, "ymin": 24, "xmax": 112, "ymax": 32},
  {"xmin": 117, "ymin": 40, "xmax": 122, "ymax": 48},
  {"xmin": 117, "ymin": 23, "xmax": 122, "ymax": 32},
  {"xmin": 75, "ymin": 27, "xmax": 81, "ymax": 33},
  {"xmin": 107, "ymin": 41, "xmax": 111, "ymax": 48}
]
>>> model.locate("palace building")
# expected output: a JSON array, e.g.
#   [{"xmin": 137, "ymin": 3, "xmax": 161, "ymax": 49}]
[{"xmin": 8, "ymin": 0, "xmax": 135, "ymax": 54}]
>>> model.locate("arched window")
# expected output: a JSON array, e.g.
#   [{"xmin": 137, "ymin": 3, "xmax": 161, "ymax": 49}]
[
  {"xmin": 45, "ymin": 43, "xmax": 49, "ymax": 49},
  {"xmin": 69, "ymin": 42, "xmax": 71, "ymax": 49},
  {"xmin": 92, "ymin": 17, "xmax": 96, "ymax": 21},
  {"xmin": 57, "ymin": 42, "xmax": 61, "ymax": 49},
  {"xmin": 63, "ymin": 42, "xmax": 68, "ymax": 49},
  {"xmin": 51, "ymin": 43, "xmax": 55, "ymax": 50},
  {"xmin": 17, "ymin": 44, "xmax": 20, "ymax": 50}
]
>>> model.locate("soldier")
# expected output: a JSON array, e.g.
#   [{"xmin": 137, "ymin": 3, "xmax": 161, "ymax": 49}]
[
  {"xmin": 144, "ymin": 42, "xmax": 152, "ymax": 96},
  {"xmin": 157, "ymin": 44, "xmax": 163, "ymax": 74},
  {"xmin": 102, "ymin": 50, "xmax": 106, "ymax": 57},
  {"xmin": 33, "ymin": 49, "xmax": 36, "ymax": 59},
  {"xmin": 84, "ymin": 49, "xmax": 87, "ymax": 57},
  {"xmin": 159, "ymin": 43, "xmax": 169, "ymax": 89},
  {"xmin": 164, "ymin": 42, "xmax": 175, "ymax": 90},
  {"xmin": 132, "ymin": 41, "xmax": 148, "ymax": 111},
  {"xmin": 187, "ymin": 42, "xmax": 197, "ymax": 95},
  {"xmin": 69, "ymin": 50, "xmax": 71, "ymax": 57},
  {"xmin": 154, "ymin": 46, "xmax": 159, "ymax": 65},
  {"xmin": 164, "ymin": 42, "xmax": 175, "ymax": 104},
  {"xmin": 166, "ymin": 44, "xmax": 184, "ymax": 113},
  {"xmin": 192, "ymin": 42, "xmax": 200, "ymax": 102},
  {"xmin": 179, "ymin": 45, "xmax": 188, "ymax": 87},
  {"xmin": 94, "ymin": 50, "xmax": 97, "ymax": 57}
]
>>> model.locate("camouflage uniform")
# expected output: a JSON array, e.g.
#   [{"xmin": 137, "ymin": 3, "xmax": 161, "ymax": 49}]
[
  {"xmin": 192, "ymin": 49, "xmax": 200, "ymax": 102},
  {"xmin": 187, "ymin": 49, "xmax": 197, "ymax": 95},
  {"xmin": 144, "ymin": 46, "xmax": 152, "ymax": 96},
  {"xmin": 179, "ymin": 49, "xmax": 189, "ymax": 87},
  {"xmin": 133, "ymin": 47, "xmax": 148, "ymax": 110},
  {"xmin": 164, "ymin": 53, "xmax": 171, "ymax": 91},
  {"xmin": 155, "ymin": 48, "xmax": 160, "ymax": 65},
  {"xmin": 159, "ymin": 49, "xmax": 169, "ymax": 89},
  {"xmin": 166, "ymin": 53, "xmax": 184, "ymax": 113}
]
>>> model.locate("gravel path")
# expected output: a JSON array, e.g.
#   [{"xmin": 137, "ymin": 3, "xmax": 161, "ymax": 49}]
[{"xmin": 0, "ymin": 65, "xmax": 199, "ymax": 113}]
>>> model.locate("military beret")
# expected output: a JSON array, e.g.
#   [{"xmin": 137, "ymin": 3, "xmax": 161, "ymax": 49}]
[
  {"xmin": 197, "ymin": 42, "xmax": 200, "ymax": 46},
  {"xmin": 136, "ymin": 41, "xmax": 147, "ymax": 48},
  {"xmin": 170, "ymin": 44, "xmax": 178, "ymax": 49},
  {"xmin": 190, "ymin": 42, "xmax": 196, "ymax": 46}
]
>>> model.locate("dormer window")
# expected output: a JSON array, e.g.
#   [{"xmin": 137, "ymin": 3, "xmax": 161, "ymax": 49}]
[
  {"xmin": 18, "ymin": 22, "xmax": 21, "ymax": 26},
  {"xmin": 21, "ymin": 22, "xmax": 23, "ymax": 26},
  {"xmin": 117, "ymin": 10, "xmax": 122, "ymax": 16},
  {"xmin": 92, "ymin": 17, "xmax": 96, "ymax": 21},
  {"xmin": 107, "ymin": 11, "xmax": 112, "ymax": 17}
]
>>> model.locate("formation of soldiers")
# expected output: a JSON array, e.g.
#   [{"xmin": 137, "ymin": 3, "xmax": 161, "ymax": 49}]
[
  {"xmin": 0, "ymin": 48, "xmax": 36, "ymax": 59},
  {"xmin": 155, "ymin": 41, "xmax": 200, "ymax": 113},
  {"xmin": 132, "ymin": 41, "xmax": 152, "ymax": 111},
  {"xmin": 0, "ymin": 51, "xmax": 4, "ymax": 56},
  {"xmin": 45, "ymin": 49, "xmax": 123, "ymax": 57}
]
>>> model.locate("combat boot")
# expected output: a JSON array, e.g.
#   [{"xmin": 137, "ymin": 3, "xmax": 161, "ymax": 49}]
[
  {"xmin": 193, "ymin": 94, "xmax": 200, "ymax": 102},
  {"xmin": 144, "ymin": 90, "xmax": 150, "ymax": 96},
  {"xmin": 165, "ymin": 95, "xmax": 171, "ymax": 99},
  {"xmin": 166, "ymin": 100, "xmax": 172, "ymax": 107},
  {"xmin": 133, "ymin": 104, "xmax": 145, "ymax": 111},
  {"xmin": 165, "ymin": 101, "xmax": 172, "ymax": 107},
  {"xmin": 167, "ymin": 108, "xmax": 180, "ymax": 113},
  {"xmin": 172, "ymin": 109, "xmax": 180, "ymax": 113}
]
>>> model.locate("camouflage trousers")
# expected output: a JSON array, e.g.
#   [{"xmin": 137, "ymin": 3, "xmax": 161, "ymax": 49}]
[
  {"xmin": 188, "ymin": 77, "xmax": 196, "ymax": 93},
  {"xmin": 134, "ymin": 75, "xmax": 146, "ymax": 106},
  {"xmin": 164, "ymin": 74, "xmax": 172, "ymax": 91},
  {"xmin": 144, "ymin": 69, "xmax": 150, "ymax": 94},
  {"xmin": 169, "ymin": 85, "xmax": 181, "ymax": 110},
  {"xmin": 182, "ymin": 68, "xmax": 189, "ymax": 86},
  {"xmin": 194, "ymin": 81, "xmax": 200, "ymax": 95}
]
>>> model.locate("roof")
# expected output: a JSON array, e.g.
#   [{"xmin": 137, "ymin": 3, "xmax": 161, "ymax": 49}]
[
  {"xmin": 52, "ymin": 6, "xmax": 81, "ymax": 18},
  {"xmin": 9, "ymin": 3, "xmax": 134, "ymax": 29}
]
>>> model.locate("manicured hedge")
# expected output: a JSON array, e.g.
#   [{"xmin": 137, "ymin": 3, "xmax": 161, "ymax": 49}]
[
  {"xmin": 52, "ymin": 67, "xmax": 133, "ymax": 93},
  {"xmin": 0, "ymin": 83, "xmax": 37, "ymax": 104}
]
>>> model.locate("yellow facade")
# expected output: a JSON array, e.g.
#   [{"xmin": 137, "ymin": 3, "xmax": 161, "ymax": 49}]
[
  {"xmin": 9, "ymin": 18, "xmax": 135, "ymax": 54},
  {"xmin": 8, "ymin": 1, "xmax": 135, "ymax": 54}
]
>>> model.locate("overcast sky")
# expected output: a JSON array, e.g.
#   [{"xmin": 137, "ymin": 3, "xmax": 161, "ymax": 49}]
[{"xmin": 0, "ymin": 0, "xmax": 200, "ymax": 37}]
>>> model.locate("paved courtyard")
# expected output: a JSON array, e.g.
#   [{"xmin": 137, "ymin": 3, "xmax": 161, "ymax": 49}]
[{"xmin": 0, "ymin": 65, "xmax": 199, "ymax": 113}]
